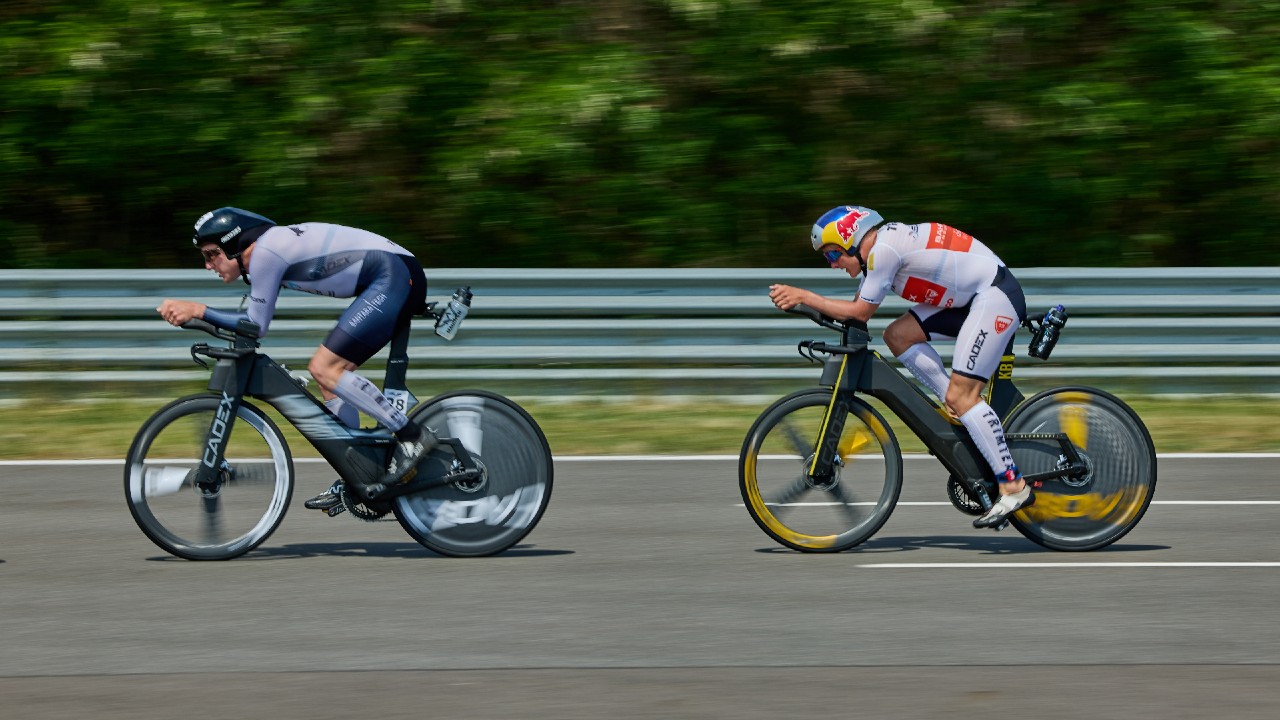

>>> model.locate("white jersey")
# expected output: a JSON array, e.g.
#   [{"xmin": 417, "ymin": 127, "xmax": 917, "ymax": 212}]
[
  {"xmin": 241, "ymin": 223, "xmax": 414, "ymax": 333},
  {"xmin": 856, "ymin": 222, "xmax": 1005, "ymax": 308}
]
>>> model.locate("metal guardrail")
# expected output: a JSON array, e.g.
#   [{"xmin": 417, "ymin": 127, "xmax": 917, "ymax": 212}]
[{"xmin": 2, "ymin": 268, "xmax": 1278, "ymax": 393}]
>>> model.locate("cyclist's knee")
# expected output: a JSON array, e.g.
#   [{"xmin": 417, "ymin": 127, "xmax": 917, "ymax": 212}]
[
  {"xmin": 308, "ymin": 354, "xmax": 348, "ymax": 393},
  {"xmin": 307, "ymin": 358, "xmax": 335, "ymax": 392},
  {"xmin": 944, "ymin": 378, "xmax": 984, "ymax": 416},
  {"xmin": 883, "ymin": 316, "xmax": 925, "ymax": 356}
]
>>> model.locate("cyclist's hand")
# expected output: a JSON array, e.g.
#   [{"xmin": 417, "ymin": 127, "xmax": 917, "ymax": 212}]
[
  {"xmin": 157, "ymin": 299, "xmax": 207, "ymax": 327},
  {"xmin": 768, "ymin": 284, "xmax": 813, "ymax": 311}
]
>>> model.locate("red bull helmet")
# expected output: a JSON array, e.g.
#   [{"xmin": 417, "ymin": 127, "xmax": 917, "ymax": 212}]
[{"xmin": 810, "ymin": 205, "xmax": 884, "ymax": 253}]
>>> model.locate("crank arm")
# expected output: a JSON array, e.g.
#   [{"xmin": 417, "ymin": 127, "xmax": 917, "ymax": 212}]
[
  {"xmin": 1007, "ymin": 432, "xmax": 1089, "ymax": 484},
  {"xmin": 437, "ymin": 436, "xmax": 479, "ymax": 472},
  {"xmin": 370, "ymin": 468, "xmax": 480, "ymax": 500},
  {"xmin": 1022, "ymin": 468, "xmax": 1076, "ymax": 484}
]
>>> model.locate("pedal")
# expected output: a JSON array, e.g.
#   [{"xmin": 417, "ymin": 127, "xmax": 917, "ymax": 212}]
[
  {"xmin": 325, "ymin": 504, "xmax": 348, "ymax": 518},
  {"xmin": 443, "ymin": 468, "xmax": 482, "ymax": 484}
]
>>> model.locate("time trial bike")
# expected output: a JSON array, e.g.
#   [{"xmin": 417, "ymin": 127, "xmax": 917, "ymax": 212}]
[
  {"xmin": 124, "ymin": 293, "xmax": 553, "ymax": 560},
  {"xmin": 739, "ymin": 304, "xmax": 1156, "ymax": 552}
]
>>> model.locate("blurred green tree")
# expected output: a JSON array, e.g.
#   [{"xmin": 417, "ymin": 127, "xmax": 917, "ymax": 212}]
[{"xmin": 1, "ymin": 0, "xmax": 1276, "ymax": 268}]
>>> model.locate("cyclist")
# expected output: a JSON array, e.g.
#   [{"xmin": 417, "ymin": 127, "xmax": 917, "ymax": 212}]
[
  {"xmin": 768, "ymin": 206, "xmax": 1031, "ymax": 529},
  {"xmin": 157, "ymin": 207, "xmax": 434, "ymax": 510}
]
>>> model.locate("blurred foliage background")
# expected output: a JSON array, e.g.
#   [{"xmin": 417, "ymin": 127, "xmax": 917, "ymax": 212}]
[{"xmin": 2, "ymin": 0, "xmax": 1278, "ymax": 269}]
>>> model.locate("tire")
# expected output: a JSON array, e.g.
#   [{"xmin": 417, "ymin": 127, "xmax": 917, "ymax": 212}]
[
  {"xmin": 124, "ymin": 394, "xmax": 294, "ymax": 560},
  {"xmin": 739, "ymin": 388, "xmax": 903, "ymax": 552},
  {"xmin": 395, "ymin": 390, "xmax": 553, "ymax": 557},
  {"xmin": 1004, "ymin": 387, "xmax": 1157, "ymax": 551}
]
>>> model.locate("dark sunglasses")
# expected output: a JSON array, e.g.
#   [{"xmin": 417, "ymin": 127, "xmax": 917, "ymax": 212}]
[
  {"xmin": 823, "ymin": 248, "xmax": 849, "ymax": 264},
  {"xmin": 200, "ymin": 247, "xmax": 224, "ymax": 262}
]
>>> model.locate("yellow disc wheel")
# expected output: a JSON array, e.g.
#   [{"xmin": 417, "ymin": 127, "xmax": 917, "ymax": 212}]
[{"xmin": 1004, "ymin": 387, "xmax": 1157, "ymax": 551}]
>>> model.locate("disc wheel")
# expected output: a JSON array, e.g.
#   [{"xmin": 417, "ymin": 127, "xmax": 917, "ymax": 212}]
[
  {"xmin": 394, "ymin": 390, "xmax": 553, "ymax": 557},
  {"xmin": 739, "ymin": 388, "xmax": 903, "ymax": 552},
  {"xmin": 1004, "ymin": 387, "xmax": 1156, "ymax": 551},
  {"xmin": 125, "ymin": 394, "xmax": 294, "ymax": 560}
]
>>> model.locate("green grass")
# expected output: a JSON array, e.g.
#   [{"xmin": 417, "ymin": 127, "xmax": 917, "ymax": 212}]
[{"xmin": 1, "ymin": 392, "xmax": 1275, "ymax": 460}]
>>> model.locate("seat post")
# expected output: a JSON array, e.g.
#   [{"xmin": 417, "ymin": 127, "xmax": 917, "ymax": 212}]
[
  {"xmin": 989, "ymin": 335, "xmax": 1023, "ymax": 418},
  {"xmin": 383, "ymin": 319, "xmax": 412, "ymax": 393}
]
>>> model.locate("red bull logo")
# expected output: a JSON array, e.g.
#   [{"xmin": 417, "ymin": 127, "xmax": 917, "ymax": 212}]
[{"xmin": 834, "ymin": 208, "xmax": 869, "ymax": 242}]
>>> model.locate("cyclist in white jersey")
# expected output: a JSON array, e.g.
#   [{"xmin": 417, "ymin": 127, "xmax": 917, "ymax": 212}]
[
  {"xmin": 157, "ymin": 207, "xmax": 434, "ymax": 510},
  {"xmin": 769, "ymin": 206, "xmax": 1032, "ymax": 528}
]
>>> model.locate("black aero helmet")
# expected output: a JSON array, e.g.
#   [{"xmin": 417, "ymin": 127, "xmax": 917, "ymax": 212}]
[{"xmin": 192, "ymin": 207, "xmax": 276, "ymax": 259}]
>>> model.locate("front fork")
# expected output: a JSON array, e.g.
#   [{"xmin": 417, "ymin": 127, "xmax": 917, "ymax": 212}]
[
  {"xmin": 808, "ymin": 388, "xmax": 854, "ymax": 483},
  {"xmin": 191, "ymin": 352, "xmax": 255, "ymax": 488}
]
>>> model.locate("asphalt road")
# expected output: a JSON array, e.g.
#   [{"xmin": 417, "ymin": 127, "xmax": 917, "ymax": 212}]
[{"xmin": 2, "ymin": 455, "xmax": 1279, "ymax": 719}]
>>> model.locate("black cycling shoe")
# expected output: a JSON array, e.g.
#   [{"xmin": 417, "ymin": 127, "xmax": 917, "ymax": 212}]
[
  {"xmin": 382, "ymin": 429, "xmax": 438, "ymax": 486},
  {"xmin": 303, "ymin": 479, "xmax": 345, "ymax": 511}
]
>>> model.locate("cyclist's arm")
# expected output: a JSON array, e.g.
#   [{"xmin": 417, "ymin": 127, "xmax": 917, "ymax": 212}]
[
  {"xmin": 157, "ymin": 298, "xmax": 268, "ymax": 336},
  {"xmin": 199, "ymin": 247, "xmax": 289, "ymax": 336},
  {"xmin": 156, "ymin": 299, "xmax": 207, "ymax": 326},
  {"xmin": 768, "ymin": 285, "xmax": 879, "ymax": 322},
  {"xmin": 811, "ymin": 293, "xmax": 879, "ymax": 323},
  {"xmin": 201, "ymin": 305, "xmax": 251, "ymax": 333}
]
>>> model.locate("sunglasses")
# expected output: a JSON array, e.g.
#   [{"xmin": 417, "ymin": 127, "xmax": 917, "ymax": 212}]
[
  {"xmin": 200, "ymin": 247, "xmax": 224, "ymax": 263},
  {"xmin": 823, "ymin": 248, "xmax": 849, "ymax": 264}
]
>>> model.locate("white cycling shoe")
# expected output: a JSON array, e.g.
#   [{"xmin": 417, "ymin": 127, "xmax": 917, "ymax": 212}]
[{"xmin": 972, "ymin": 483, "xmax": 1035, "ymax": 529}]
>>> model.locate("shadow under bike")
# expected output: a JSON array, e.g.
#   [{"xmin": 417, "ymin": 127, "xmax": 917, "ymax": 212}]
[
  {"xmin": 739, "ymin": 304, "xmax": 1156, "ymax": 552},
  {"xmin": 125, "ymin": 304, "xmax": 553, "ymax": 561}
]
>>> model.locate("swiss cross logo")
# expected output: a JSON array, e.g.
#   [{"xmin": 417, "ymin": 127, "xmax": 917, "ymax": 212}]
[
  {"xmin": 995, "ymin": 316, "xmax": 1013, "ymax": 333},
  {"xmin": 834, "ymin": 208, "xmax": 869, "ymax": 242},
  {"xmin": 902, "ymin": 277, "xmax": 947, "ymax": 306}
]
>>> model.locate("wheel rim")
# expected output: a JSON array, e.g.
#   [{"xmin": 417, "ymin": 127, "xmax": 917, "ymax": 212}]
[
  {"xmin": 126, "ymin": 399, "xmax": 291, "ymax": 559},
  {"xmin": 742, "ymin": 394, "xmax": 901, "ymax": 551}
]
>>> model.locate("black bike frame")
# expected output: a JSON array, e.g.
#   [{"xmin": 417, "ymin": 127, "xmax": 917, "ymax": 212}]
[
  {"xmin": 186, "ymin": 318, "xmax": 476, "ymax": 491},
  {"xmin": 799, "ymin": 313, "xmax": 1083, "ymax": 507}
]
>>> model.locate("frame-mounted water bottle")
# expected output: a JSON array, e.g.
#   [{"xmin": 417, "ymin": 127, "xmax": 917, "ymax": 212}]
[
  {"xmin": 434, "ymin": 286, "xmax": 473, "ymax": 341},
  {"xmin": 1028, "ymin": 304, "xmax": 1069, "ymax": 360}
]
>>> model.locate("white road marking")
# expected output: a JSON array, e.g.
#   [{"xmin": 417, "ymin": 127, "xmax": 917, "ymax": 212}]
[
  {"xmin": 860, "ymin": 562, "xmax": 1280, "ymax": 569},
  {"xmin": 1151, "ymin": 500, "xmax": 1280, "ymax": 505},
  {"xmin": 747, "ymin": 500, "xmax": 1280, "ymax": 507}
]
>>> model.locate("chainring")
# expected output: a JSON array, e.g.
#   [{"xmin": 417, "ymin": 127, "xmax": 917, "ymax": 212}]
[
  {"xmin": 947, "ymin": 476, "xmax": 986, "ymax": 516},
  {"xmin": 339, "ymin": 482, "xmax": 390, "ymax": 522}
]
